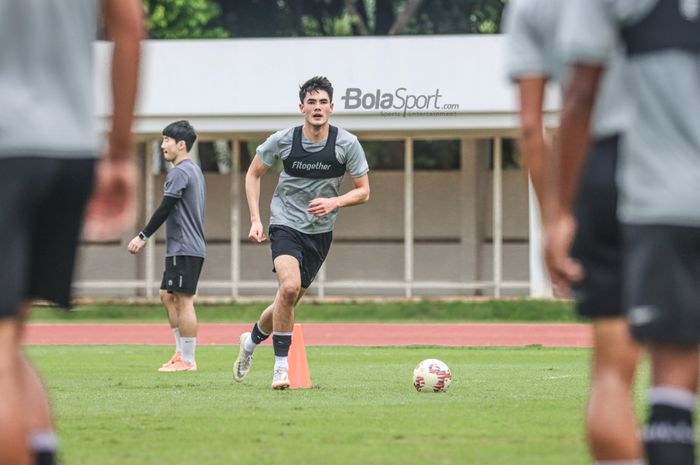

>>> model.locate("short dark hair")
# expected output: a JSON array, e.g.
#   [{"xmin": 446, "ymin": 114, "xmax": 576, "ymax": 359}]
[
  {"xmin": 162, "ymin": 120, "xmax": 197, "ymax": 152},
  {"xmin": 299, "ymin": 76, "xmax": 333, "ymax": 103}
]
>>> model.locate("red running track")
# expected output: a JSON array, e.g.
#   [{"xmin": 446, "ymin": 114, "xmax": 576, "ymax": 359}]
[{"xmin": 23, "ymin": 323, "xmax": 592, "ymax": 347}]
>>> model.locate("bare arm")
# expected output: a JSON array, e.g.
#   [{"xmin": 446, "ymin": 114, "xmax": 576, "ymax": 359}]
[
  {"xmin": 82, "ymin": 0, "xmax": 143, "ymax": 241},
  {"xmin": 557, "ymin": 64, "xmax": 603, "ymax": 215},
  {"xmin": 515, "ymin": 76, "xmax": 553, "ymax": 221},
  {"xmin": 245, "ymin": 155, "xmax": 270, "ymax": 242},
  {"xmin": 308, "ymin": 174, "xmax": 370, "ymax": 217},
  {"xmin": 545, "ymin": 63, "xmax": 604, "ymax": 291},
  {"xmin": 103, "ymin": 0, "xmax": 143, "ymax": 158}
]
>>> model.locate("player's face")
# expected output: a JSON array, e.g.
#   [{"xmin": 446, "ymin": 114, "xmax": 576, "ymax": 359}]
[
  {"xmin": 300, "ymin": 90, "xmax": 333, "ymax": 128},
  {"xmin": 161, "ymin": 136, "xmax": 179, "ymax": 161}
]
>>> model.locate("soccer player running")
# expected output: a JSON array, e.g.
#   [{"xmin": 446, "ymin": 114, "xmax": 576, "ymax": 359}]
[
  {"xmin": 233, "ymin": 76, "xmax": 370, "ymax": 389},
  {"xmin": 548, "ymin": 1, "xmax": 700, "ymax": 464},
  {"xmin": 504, "ymin": 0, "xmax": 642, "ymax": 463},
  {"xmin": 128, "ymin": 120, "xmax": 206, "ymax": 373},
  {"xmin": 0, "ymin": 0, "xmax": 142, "ymax": 464}
]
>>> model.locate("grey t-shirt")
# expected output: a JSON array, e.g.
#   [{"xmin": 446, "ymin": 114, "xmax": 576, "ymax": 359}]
[
  {"xmin": 563, "ymin": 0, "xmax": 700, "ymax": 226},
  {"xmin": 0, "ymin": 0, "xmax": 100, "ymax": 158},
  {"xmin": 504, "ymin": 0, "xmax": 566, "ymax": 84},
  {"xmin": 164, "ymin": 159, "xmax": 207, "ymax": 258},
  {"xmin": 505, "ymin": 0, "xmax": 632, "ymax": 139},
  {"xmin": 257, "ymin": 126, "xmax": 369, "ymax": 234}
]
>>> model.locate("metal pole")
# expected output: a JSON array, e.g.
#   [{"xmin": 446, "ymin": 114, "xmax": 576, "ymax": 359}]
[
  {"xmin": 493, "ymin": 137, "xmax": 503, "ymax": 298},
  {"xmin": 459, "ymin": 138, "xmax": 478, "ymax": 293},
  {"xmin": 231, "ymin": 139, "xmax": 241, "ymax": 299},
  {"xmin": 145, "ymin": 140, "xmax": 157, "ymax": 299},
  {"xmin": 528, "ymin": 175, "xmax": 552, "ymax": 297},
  {"xmin": 405, "ymin": 137, "xmax": 414, "ymax": 298}
]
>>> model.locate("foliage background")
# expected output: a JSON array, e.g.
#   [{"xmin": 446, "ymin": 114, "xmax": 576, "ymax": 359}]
[{"xmin": 142, "ymin": 0, "xmax": 509, "ymax": 39}]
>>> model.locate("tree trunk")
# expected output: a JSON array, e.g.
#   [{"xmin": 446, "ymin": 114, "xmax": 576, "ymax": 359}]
[
  {"xmin": 375, "ymin": 0, "xmax": 395, "ymax": 35},
  {"xmin": 345, "ymin": 0, "xmax": 370, "ymax": 35},
  {"xmin": 388, "ymin": 0, "xmax": 425, "ymax": 35}
]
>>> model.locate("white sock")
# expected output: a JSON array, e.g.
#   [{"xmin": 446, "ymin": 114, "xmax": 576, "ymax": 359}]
[
  {"xmin": 593, "ymin": 459, "xmax": 644, "ymax": 465},
  {"xmin": 649, "ymin": 385, "xmax": 697, "ymax": 410},
  {"xmin": 274, "ymin": 356, "xmax": 288, "ymax": 371},
  {"xmin": 181, "ymin": 337, "xmax": 196, "ymax": 364},
  {"xmin": 28, "ymin": 430, "xmax": 58, "ymax": 453},
  {"xmin": 243, "ymin": 334, "xmax": 257, "ymax": 354},
  {"xmin": 172, "ymin": 327, "xmax": 182, "ymax": 354},
  {"xmin": 594, "ymin": 461, "xmax": 643, "ymax": 465}
]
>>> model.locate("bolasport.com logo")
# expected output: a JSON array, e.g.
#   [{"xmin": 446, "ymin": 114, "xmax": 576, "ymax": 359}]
[{"xmin": 340, "ymin": 87, "xmax": 459, "ymax": 117}]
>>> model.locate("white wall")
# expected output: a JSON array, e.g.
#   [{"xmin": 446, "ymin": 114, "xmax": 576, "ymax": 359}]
[
  {"xmin": 77, "ymin": 35, "xmax": 552, "ymax": 299},
  {"xmin": 73, "ymin": 139, "xmax": 532, "ymax": 298},
  {"xmin": 94, "ymin": 35, "xmax": 560, "ymax": 134}
]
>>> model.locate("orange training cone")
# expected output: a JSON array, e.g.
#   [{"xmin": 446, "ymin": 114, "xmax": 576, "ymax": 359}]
[{"xmin": 289, "ymin": 324, "xmax": 312, "ymax": 389}]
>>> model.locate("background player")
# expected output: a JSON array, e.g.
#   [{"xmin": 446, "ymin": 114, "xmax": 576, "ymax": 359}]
[
  {"xmin": 549, "ymin": 1, "xmax": 700, "ymax": 463},
  {"xmin": 128, "ymin": 120, "xmax": 206, "ymax": 373},
  {"xmin": 505, "ymin": 0, "xmax": 642, "ymax": 462},
  {"xmin": 233, "ymin": 76, "xmax": 370, "ymax": 389},
  {"xmin": 0, "ymin": 0, "xmax": 142, "ymax": 463}
]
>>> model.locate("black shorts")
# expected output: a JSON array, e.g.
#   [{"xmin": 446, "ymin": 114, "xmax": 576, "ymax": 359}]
[
  {"xmin": 269, "ymin": 225, "xmax": 332, "ymax": 289},
  {"xmin": 570, "ymin": 135, "xmax": 623, "ymax": 318},
  {"xmin": 160, "ymin": 255, "xmax": 204, "ymax": 295},
  {"xmin": 624, "ymin": 224, "xmax": 700, "ymax": 345},
  {"xmin": 0, "ymin": 157, "xmax": 96, "ymax": 318}
]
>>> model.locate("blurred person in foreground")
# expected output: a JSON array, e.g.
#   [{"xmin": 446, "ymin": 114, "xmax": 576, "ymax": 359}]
[
  {"xmin": 128, "ymin": 120, "xmax": 206, "ymax": 373},
  {"xmin": 504, "ymin": 0, "xmax": 641, "ymax": 463},
  {"xmin": 549, "ymin": 0, "xmax": 700, "ymax": 464},
  {"xmin": 0, "ymin": 0, "xmax": 142, "ymax": 463},
  {"xmin": 233, "ymin": 76, "xmax": 370, "ymax": 390}
]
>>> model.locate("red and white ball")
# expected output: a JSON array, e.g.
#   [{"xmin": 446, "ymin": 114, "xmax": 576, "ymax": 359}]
[{"xmin": 413, "ymin": 359, "xmax": 452, "ymax": 393}]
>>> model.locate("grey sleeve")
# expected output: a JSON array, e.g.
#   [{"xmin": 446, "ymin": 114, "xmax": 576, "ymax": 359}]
[
  {"xmin": 504, "ymin": 0, "xmax": 549, "ymax": 80},
  {"xmin": 606, "ymin": 0, "xmax": 658, "ymax": 25},
  {"xmin": 164, "ymin": 168, "xmax": 189, "ymax": 198},
  {"xmin": 558, "ymin": 0, "xmax": 618, "ymax": 65},
  {"xmin": 256, "ymin": 128, "xmax": 291, "ymax": 167},
  {"xmin": 344, "ymin": 138, "xmax": 370, "ymax": 178}
]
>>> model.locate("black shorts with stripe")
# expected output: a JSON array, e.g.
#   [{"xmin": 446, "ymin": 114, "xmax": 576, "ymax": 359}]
[
  {"xmin": 269, "ymin": 225, "xmax": 332, "ymax": 289},
  {"xmin": 0, "ymin": 157, "xmax": 96, "ymax": 318},
  {"xmin": 624, "ymin": 224, "xmax": 700, "ymax": 345},
  {"xmin": 570, "ymin": 135, "xmax": 623, "ymax": 318},
  {"xmin": 160, "ymin": 255, "xmax": 204, "ymax": 295}
]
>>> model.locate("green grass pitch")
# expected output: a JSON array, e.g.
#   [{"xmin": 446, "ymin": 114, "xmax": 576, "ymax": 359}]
[
  {"xmin": 27, "ymin": 345, "xmax": 650, "ymax": 465},
  {"xmin": 29, "ymin": 299, "xmax": 578, "ymax": 323}
]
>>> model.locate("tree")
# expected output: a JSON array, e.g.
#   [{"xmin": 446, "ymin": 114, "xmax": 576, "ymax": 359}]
[
  {"xmin": 209, "ymin": 0, "xmax": 508, "ymax": 38},
  {"xmin": 143, "ymin": 0, "xmax": 509, "ymax": 38},
  {"xmin": 209, "ymin": 1, "xmax": 301, "ymax": 38},
  {"xmin": 345, "ymin": 0, "xmax": 426, "ymax": 35},
  {"xmin": 407, "ymin": 0, "xmax": 507, "ymax": 34},
  {"xmin": 144, "ymin": 0, "xmax": 228, "ymax": 39},
  {"xmin": 211, "ymin": 0, "xmax": 348, "ymax": 38}
]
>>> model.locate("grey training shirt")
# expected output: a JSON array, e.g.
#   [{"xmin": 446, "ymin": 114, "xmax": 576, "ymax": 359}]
[
  {"xmin": 257, "ymin": 126, "xmax": 369, "ymax": 234},
  {"xmin": 562, "ymin": 0, "xmax": 700, "ymax": 226},
  {"xmin": 505, "ymin": 0, "xmax": 633, "ymax": 139},
  {"xmin": 504, "ymin": 0, "xmax": 566, "ymax": 84},
  {"xmin": 164, "ymin": 159, "xmax": 207, "ymax": 258},
  {"xmin": 0, "ymin": 0, "xmax": 101, "ymax": 158}
]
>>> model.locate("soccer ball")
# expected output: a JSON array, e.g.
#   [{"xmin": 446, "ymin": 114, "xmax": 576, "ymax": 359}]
[{"xmin": 413, "ymin": 359, "xmax": 452, "ymax": 393}]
